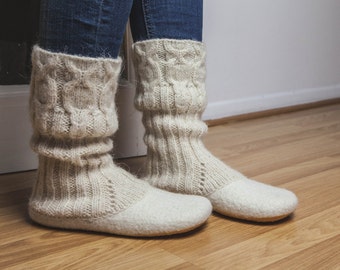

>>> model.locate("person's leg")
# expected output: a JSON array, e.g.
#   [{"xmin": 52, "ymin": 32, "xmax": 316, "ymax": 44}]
[
  {"xmin": 131, "ymin": 0, "xmax": 298, "ymax": 222},
  {"xmin": 129, "ymin": 0, "xmax": 202, "ymax": 42},
  {"xmin": 28, "ymin": 0, "xmax": 212, "ymax": 237},
  {"xmin": 39, "ymin": 0, "xmax": 133, "ymax": 58}
]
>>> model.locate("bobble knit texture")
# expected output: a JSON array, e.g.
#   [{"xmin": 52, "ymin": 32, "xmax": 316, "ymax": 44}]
[{"xmin": 133, "ymin": 39, "xmax": 298, "ymax": 222}]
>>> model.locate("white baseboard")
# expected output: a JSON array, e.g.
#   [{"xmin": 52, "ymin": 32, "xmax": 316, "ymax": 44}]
[{"xmin": 203, "ymin": 84, "xmax": 340, "ymax": 120}]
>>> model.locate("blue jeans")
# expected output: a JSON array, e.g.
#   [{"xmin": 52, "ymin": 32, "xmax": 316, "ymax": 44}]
[{"xmin": 39, "ymin": 0, "xmax": 203, "ymax": 58}]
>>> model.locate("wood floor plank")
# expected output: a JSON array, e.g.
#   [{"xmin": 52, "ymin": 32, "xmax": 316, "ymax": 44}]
[
  {"xmin": 214, "ymin": 133, "xmax": 340, "ymax": 177},
  {"xmin": 151, "ymin": 166, "xmax": 340, "ymax": 265},
  {"xmin": 1, "ymin": 104, "xmax": 339, "ymax": 269},
  {"xmin": 204, "ymin": 103, "xmax": 340, "ymax": 147},
  {"xmin": 195, "ymin": 205, "xmax": 340, "ymax": 270},
  {"xmin": 218, "ymin": 122, "xmax": 340, "ymax": 159},
  {"xmin": 260, "ymin": 235, "xmax": 340, "ymax": 270},
  {"xmin": 6, "ymin": 239, "xmax": 187, "ymax": 270},
  {"xmin": 256, "ymin": 156, "xmax": 340, "ymax": 186}
]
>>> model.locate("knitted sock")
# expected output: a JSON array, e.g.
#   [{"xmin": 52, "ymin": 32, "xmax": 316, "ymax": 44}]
[
  {"xmin": 29, "ymin": 46, "xmax": 212, "ymax": 236},
  {"xmin": 133, "ymin": 39, "xmax": 298, "ymax": 222}
]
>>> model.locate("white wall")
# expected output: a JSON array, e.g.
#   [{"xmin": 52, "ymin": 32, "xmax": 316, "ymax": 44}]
[
  {"xmin": 2, "ymin": 1, "xmax": 340, "ymax": 173},
  {"xmin": 203, "ymin": 0, "xmax": 340, "ymax": 120}
]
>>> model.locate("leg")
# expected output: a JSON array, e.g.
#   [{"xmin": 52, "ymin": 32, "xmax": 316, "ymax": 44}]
[
  {"xmin": 39, "ymin": 0, "xmax": 133, "ymax": 57},
  {"xmin": 29, "ymin": 0, "xmax": 212, "ymax": 237},
  {"xmin": 131, "ymin": 0, "xmax": 298, "ymax": 222},
  {"xmin": 129, "ymin": 0, "xmax": 203, "ymax": 42}
]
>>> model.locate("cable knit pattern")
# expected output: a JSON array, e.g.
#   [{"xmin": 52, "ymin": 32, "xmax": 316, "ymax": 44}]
[
  {"xmin": 133, "ymin": 39, "xmax": 298, "ymax": 222},
  {"xmin": 29, "ymin": 46, "xmax": 147, "ymax": 219},
  {"xmin": 28, "ymin": 46, "xmax": 212, "ymax": 236},
  {"xmin": 30, "ymin": 47, "xmax": 119, "ymax": 139},
  {"xmin": 133, "ymin": 39, "xmax": 246, "ymax": 196}
]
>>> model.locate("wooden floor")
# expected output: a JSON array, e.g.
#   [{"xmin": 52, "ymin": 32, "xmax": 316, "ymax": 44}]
[{"xmin": 1, "ymin": 104, "xmax": 340, "ymax": 270}]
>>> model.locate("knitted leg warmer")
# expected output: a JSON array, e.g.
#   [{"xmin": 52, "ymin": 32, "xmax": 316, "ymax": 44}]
[
  {"xmin": 29, "ymin": 46, "xmax": 212, "ymax": 236},
  {"xmin": 133, "ymin": 39, "xmax": 298, "ymax": 222}
]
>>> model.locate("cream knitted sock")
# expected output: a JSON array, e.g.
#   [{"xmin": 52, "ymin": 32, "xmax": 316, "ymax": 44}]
[
  {"xmin": 29, "ymin": 46, "xmax": 212, "ymax": 236},
  {"xmin": 133, "ymin": 39, "xmax": 298, "ymax": 222}
]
